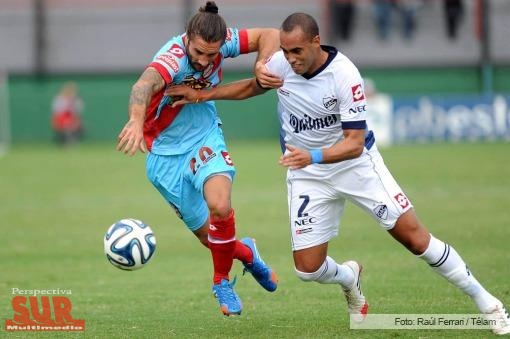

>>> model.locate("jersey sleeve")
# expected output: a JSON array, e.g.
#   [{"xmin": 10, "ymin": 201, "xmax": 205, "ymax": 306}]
[
  {"xmin": 337, "ymin": 63, "xmax": 368, "ymax": 130},
  {"xmin": 148, "ymin": 40, "xmax": 187, "ymax": 84},
  {"xmin": 264, "ymin": 51, "xmax": 287, "ymax": 79},
  {"xmin": 220, "ymin": 28, "xmax": 249, "ymax": 58}
]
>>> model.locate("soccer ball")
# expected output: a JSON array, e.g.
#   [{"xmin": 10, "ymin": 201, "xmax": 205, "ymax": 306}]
[{"xmin": 104, "ymin": 218, "xmax": 156, "ymax": 270}]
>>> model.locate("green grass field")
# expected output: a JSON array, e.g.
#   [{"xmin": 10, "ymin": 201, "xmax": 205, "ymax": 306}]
[{"xmin": 0, "ymin": 141, "xmax": 509, "ymax": 338}]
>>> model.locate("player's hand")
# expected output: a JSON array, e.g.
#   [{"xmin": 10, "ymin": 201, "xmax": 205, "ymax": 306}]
[
  {"xmin": 255, "ymin": 60, "xmax": 283, "ymax": 89},
  {"xmin": 164, "ymin": 85, "xmax": 200, "ymax": 107},
  {"xmin": 279, "ymin": 144, "xmax": 312, "ymax": 169},
  {"xmin": 116, "ymin": 119, "xmax": 147, "ymax": 156}
]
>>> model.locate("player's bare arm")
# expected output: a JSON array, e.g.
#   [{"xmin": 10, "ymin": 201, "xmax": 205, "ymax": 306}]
[
  {"xmin": 165, "ymin": 78, "xmax": 266, "ymax": 107},
  {"xmin": 117, "ymin": 67, "xmax": 165, "ymax": 156},
  {"xmin": 246, "ymin": 28, "xmax": 283, "ymax": 89},
  {"xmin": 322, "ymin": 129, "xmax": 365, "ymax": 163},
  {"xmin": 280, "ymin": 129, "xmax": 365, "ymax": 169}
]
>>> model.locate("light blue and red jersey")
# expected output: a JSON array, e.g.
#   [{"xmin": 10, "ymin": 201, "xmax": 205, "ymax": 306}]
[{"xmin": 143, "ymin": 28, "xmax": 249, "ymax": 155}]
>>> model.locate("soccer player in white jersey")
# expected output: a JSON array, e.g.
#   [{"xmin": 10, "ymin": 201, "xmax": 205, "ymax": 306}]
[
  {"xmin": 165, "ymin": 12, "xmax": 510, "ymax": 335},
  {"xmin": 116, "ymin": 2, "xmax": 280, "ymax": 316}
]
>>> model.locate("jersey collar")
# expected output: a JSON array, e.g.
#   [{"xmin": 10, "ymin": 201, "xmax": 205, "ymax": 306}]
[{"xmin": 302, "ymin": 45, "xmax": 338, "ymax": 80}]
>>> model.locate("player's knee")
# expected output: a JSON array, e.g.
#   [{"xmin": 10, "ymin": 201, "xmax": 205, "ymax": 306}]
[
  {"xmin": 392, "ymin": 212, "xmax": 430, "ymax": 255},
  {"xmin": 208, "ymin": 203, "xmax": 232, "ymax": 219},
  {"xmin": 294, "ymin": 266, "xmax": 323, "ymax": 283}
]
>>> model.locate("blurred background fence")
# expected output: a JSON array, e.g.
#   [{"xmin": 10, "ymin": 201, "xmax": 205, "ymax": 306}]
[{"xmin": 1, "ymin": 0, "xmax": 509, "ymax": 145}]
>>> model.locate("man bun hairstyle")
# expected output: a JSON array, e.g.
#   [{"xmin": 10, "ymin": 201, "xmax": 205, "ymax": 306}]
[
  {"xmin": 281, "ymin": 12, "xmax": 319, "ymax": 40},
  {"xmin": 186, "ymin": 1, "xmax": 227, "ymax": 43},
  {"xmin": 203, "ymin": 1, "xmax": 219, "ymax": 14}
]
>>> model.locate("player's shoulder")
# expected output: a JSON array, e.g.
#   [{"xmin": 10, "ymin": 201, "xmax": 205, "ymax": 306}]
[
  {"xmin": 326, "ymin": 49, "xmax": 362, "ymax": 87},
  {"xmin": 155, "ymin": 34, "xmax": 186, "ymax": 57},
  {"xmin": 149, "ymin": 34, "xmax": 190, "ymax": 82},
  {"xmin": 330, "ymin": 49, "xmax": 360, "ymax": 76},
  {"xmin": 265, "ymin": 50, "xmax": 290, "ymax": 75},
  {"xmin": 265, "ymin": 50, "xmax": 286, "ymax": 65}
]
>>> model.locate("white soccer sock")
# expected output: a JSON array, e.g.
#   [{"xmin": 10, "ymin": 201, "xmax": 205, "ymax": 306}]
[
  {"xmin": 295, "ymin": 256, "xmax": 355, "ymax": 288},
  {"xmin": 418, "ymin": 234, "xmax": 499, "ymax": 312}
]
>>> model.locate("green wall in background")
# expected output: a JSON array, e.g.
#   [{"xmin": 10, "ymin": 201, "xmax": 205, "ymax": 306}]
[
  {"xmin": 361, "ymin": 67, "xmax": 481, "ymax": 94},
  {"xmin": 8, "ymin": 73, "xmax": 280, "ymax": 143},
  {"xmin": 8, "ymin": 66, "xmax": 510, "ymax": 143}
]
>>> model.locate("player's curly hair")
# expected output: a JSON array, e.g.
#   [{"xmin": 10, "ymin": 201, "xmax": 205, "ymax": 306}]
[{"xmin": 186, "ymin": 1, "xmax": 227, "ymax": 43}]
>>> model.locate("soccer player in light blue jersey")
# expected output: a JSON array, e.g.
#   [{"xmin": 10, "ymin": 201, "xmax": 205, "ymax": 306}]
[
  {"xmin": 165, "ymin": 12, "xmax": 510, "ymax": 335},
  {"xmin": 116, "ymin": 1, "xmax": 279, "ymax": 316}
]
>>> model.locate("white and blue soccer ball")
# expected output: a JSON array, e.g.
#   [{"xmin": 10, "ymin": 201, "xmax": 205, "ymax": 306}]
[{"xmin": 104, "ymin": 218, "xmax": 156, "ymax": 270}]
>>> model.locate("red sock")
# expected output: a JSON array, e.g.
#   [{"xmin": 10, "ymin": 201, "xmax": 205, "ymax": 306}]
[
  {"xmin": 209, "ymin": 210, "xmax": 236, "ymax": 284},
  {"xmin": 203, "ymin": 233, "xmax": 253, "ymax": 265},
  {"xmin": 208, "ymin": 241, "xmax": 235, "ymax": 284},
  {"xmin": 233, "ymin": 240, "xmax": 253, "ymax": 264}
]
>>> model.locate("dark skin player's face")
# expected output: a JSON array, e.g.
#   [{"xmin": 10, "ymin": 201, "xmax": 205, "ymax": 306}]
[
  {"xmin": 280, "ymin": 27, "xmax": 323, "ymax": 75},
  {"xmin": 185, "ymin": 35, "xmax": 222, "ymax": 72}
]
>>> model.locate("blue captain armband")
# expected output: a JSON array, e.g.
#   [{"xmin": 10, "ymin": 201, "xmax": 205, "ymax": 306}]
[{"xmin": 310, "ymin": 149, "xmax": 324, "ymax": 164}]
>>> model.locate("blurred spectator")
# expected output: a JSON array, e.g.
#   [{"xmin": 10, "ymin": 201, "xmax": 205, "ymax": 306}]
[
  {"xmin": 51, "ymin": 81, "xmax": 84, "ymax": 145},
  {"xmin": 444, "ymin": 0, "xmax": 464, "ymax": 40},
  {"xmin": 330, "ymin": 0, "xmax": 356, "ymax": 40},
  {"xmin": 373, "ymin": 0, "xmax": 393, "ymax": 40},
  {"xmin": 373, "ymin": 0, "xmax": 422, "ymax": 40},
  {"xmin": 397, "ymin": 0, "xmax": 421, "ymax": 40}
]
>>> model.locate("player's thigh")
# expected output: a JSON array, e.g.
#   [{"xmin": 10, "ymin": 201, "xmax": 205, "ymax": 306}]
[
  {"xmin": 146, "ymin": 152, "xmax": 208, "ymax": 232},
  {"xmin": 287, "ymin": 175, "xmax": 345, "ymax": 251},
  {"xmin": 338, "ymin": 147, "xmax": 413, "ymax": 230}
]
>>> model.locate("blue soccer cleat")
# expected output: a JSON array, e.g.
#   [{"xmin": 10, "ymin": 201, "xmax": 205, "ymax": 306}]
[
  {"xmin": 212, "ymin": 278, "xmax": 242, "ymax": 316},
  {"xmin": 241, "ymin": 238, "xmax": 278, "ymax": 292}
]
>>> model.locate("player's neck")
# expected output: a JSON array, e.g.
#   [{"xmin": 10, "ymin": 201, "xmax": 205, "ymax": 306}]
[{"xmin": 307, "ymin": 49, "xmax": 329, "ymax": 76}]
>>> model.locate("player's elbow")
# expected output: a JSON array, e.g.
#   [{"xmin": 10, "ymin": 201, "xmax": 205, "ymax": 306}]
[{"xmin": 131, "ymin": 80, "xmax": 150, "ymax": 95}]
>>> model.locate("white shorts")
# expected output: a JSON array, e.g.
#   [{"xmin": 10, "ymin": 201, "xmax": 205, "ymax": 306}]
[{"xmin": 287, "ymin": 145, "xmax": 412, "ymax": 251}]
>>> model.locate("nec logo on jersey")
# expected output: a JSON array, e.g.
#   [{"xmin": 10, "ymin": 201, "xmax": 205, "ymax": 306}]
[
  {"xmin": 348, "ymin": 105, "xmax": 367, "ymax": 115},
  {"xmin": 168, "ymin": 44, "xmax": 185, "ymax": 58},
  {"xmin": 322, "ymin": 95, "xmax": 338, "ymax": 111},
  {"xmin": 351, "ymin": 84, "xmax": 365, "ymax": 102}
]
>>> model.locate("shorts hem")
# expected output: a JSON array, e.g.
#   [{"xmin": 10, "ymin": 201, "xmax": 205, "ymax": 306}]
[
  {"xmin": 379, "ymin": 204, "xmax": 414, "ymax": 231},
  {"xmin": 187, "ymin": 214, "xmax": 208, "ymax": 232},
  {"xmin": 291, "ymin": 232, "xmax": 338, "ymax": 251}
]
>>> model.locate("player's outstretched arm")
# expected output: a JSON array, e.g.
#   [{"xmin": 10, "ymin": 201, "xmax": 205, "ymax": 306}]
[
  {"xmin": 165, "ymin": 78, "xmax": 267, "ymax": 107},
  {"xmin": 246, "ymin": 28, "xmax": 279, "ymax": 62},
  {"xmin": 117, "ymin": 67, "xmax": 165, "ymax": 156}
]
